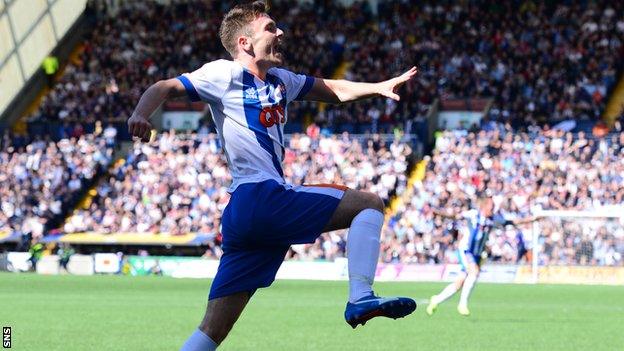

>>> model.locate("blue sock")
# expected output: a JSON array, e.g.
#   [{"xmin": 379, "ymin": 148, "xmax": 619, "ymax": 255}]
[{"xmin": 180, "ymin": 329, "xmax": 218, "ymax": 351}]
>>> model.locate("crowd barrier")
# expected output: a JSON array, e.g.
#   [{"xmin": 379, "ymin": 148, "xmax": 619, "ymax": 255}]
[
  {"xmin": 2, "ymin": 253, "xmax": 623, "ymax": 285},
  {"xmin": 1, "ymin": 252, "xmax": 94, "ymax": 275},
  {"xmin": 125, "ymin": 257, "xmax": 624, "ymax": 285},
  {"xmin": 515, "ymin": 266, "xmax": 624, "ymax": 285}
]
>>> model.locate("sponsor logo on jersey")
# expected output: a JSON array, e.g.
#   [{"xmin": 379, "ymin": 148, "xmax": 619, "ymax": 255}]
[
  {"xmin": 259, "ymin": 104, "xmax": 286, "ymax": 128},
  {"xmin": 245, "ymin": 87, "xmax": 258, "ymax": 100}
]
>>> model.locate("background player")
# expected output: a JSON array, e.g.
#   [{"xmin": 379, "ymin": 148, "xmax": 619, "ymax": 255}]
[
  {"xmin": 127, "ymin": 2, "xmax": 417, "ymax": 350},
  {"xmin": 427, "ymin": 195, "xmax": 536, "ymax": 316}
]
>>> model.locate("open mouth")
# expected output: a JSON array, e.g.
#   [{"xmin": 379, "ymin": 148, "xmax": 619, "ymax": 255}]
[{"xmin": 273, "ymin": 41, "xmax": 283, "ymax": 55}]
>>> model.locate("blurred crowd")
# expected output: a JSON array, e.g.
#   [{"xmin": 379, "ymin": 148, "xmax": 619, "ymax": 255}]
[
  {"xmin": 284, "ymin": 132, "xmax": 412, "ymax": 260},
  {"xmin": 344, "ymin": 0, "xmax": 623, "ymax": 131},
  {"xmin": 384, "ymin": 126, "xmax": 624, "ymax": 267},
  {"xmin": 6, "ymin": 125, "xmax": 621, "ymax": 266},
  {"xmin": 539, "ymin": 218, "xmax": 623, "ymax": 266},
  {"xmin": 4, "ymin": 0, "xmax": 623, "ymax": 268},
  {"xmin": 64, "ymin": 132, "xmax": 230, "ymax": 238},
  {"xmin": 26, "ymin": 0, "xmax": 348, "ymax": 131},
  {"xmin": 28, "ymin": 0, "xmax": 623, "ymax": 136},
  {"xmin": 62, "ymin": 132, "xmax": 411, "ymax": 259},
  {"xmin": 30, "ymin": 1, "xmax": 225, "ymax": 127},
  {"xmin": 0, "ymin": 133, "xmax": 113, "ymax": 239}
]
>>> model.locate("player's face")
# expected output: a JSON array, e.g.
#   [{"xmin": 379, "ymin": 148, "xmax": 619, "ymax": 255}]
[{"xmin": 249, "ymin": 15, "xmax": 284, "ymax": 66}]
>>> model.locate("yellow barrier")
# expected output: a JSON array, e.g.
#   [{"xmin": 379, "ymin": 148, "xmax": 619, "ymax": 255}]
[
  {"xmin": 603, "ymin": 73, "xmax": 624, "ymax": 127},
  {"xmin": 386, "ymin": 159, "xmax": 428, "ymax": 221},
  {"xmin": 515, "ymin": 266, "xmax": 624, "ymax": 285},
  {"xmin": 72, "ymin": 158, "xmax": 127, "ymax": 212},
  {"xmin": 60, "ymin": 232, "xmax": 197, "ymax": 245}
]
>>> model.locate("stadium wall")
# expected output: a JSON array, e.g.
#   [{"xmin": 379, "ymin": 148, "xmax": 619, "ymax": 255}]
[
  {"xmin": 0, "ymin": 252, "xmax": 94, "ymax": 274},
  {"xmin": 5, "ymin": 253, "xmax": 622, "ymax": 286},
  {"xmin": 121, "ymin": 258, "xmax": 624, "ymax": 285}
]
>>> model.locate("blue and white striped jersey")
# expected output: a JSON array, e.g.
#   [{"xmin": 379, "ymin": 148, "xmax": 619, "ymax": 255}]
[
  {"xmin": 457, "ymin": 209, "xmax": 508, "ymax": 256},
  {"xmin": 177, "ymin": 59, "xmax": 314, "ymax": 192}
]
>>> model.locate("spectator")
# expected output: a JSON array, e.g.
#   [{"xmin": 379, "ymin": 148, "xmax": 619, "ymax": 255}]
[
  {"xmin": 57, "ymin": 243, "xmax": 76, "ymax": 273},
  {"xmin": 28, "ymin": 238, "xmax": 44, "ymax": 272}
]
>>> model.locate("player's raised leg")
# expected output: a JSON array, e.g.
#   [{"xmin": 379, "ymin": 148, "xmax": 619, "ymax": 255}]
[
  {"xmin": 427, "ymin": 274, "xmax": 466, "ymax": 316},
  {"xmin": 427, "ymin": 249, "xmax": 475, "ymax": 316},
  {"xmin": 323, "ymin": 189, "xmax": 416, "ymax": 328}
]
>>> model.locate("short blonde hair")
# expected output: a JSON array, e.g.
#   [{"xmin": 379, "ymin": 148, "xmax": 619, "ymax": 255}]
[{"xmin": 219, "ymin": 1, "xmax": 268, "ymax": 57}]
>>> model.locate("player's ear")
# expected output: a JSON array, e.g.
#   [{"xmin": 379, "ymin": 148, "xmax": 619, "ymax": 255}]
[{"xmin": 238, "ymin": 35, "xmax": 253, "ymax": 54}]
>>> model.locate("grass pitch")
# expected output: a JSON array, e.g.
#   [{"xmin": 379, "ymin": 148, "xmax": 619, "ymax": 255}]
[{"xmin": 1, "ymin": 272, "xmax": 623, "ymax": 350}]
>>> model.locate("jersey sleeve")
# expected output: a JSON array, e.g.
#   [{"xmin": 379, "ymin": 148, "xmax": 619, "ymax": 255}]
[
  {"xmin": 268, "ymin": 67, "xmax": 315, "ymax": 103},
  {"xmin": 176, "ymin": 60, "xmax": 232, "ymax": 104}
]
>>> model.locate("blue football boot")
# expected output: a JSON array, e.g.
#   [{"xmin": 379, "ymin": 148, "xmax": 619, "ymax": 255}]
[{"xmin": 344, "ymin": 294, "xmax": 417, "ymax": 329}]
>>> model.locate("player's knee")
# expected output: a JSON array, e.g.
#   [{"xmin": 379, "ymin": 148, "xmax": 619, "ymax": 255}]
[
  {"xmin": 361, "ymin": 192, "xmax": 384, "ymax": 213},
  {"xmin": 468, "ymin": 265, "xmax": 479, "ymax": 276}
]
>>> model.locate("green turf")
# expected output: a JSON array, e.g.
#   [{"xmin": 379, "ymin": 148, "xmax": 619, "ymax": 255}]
[{"xmin": 1, "ymin": 273, "xmax": 623, "ymax": 350}]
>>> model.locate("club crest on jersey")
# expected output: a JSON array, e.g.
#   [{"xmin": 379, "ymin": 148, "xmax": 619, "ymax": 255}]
[
  {"xmin": 245, "ymin": 87, "xmax": 258, "ymax": 100},
  {"xmin": 260, "ymin": 104, "xmax": 285, "ymax": 128}
]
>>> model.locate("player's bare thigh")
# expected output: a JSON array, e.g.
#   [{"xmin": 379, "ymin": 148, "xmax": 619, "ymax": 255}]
[
  {"xmin": 455, "ymin": 273, "xmax": 467, "ymax": 289},
  {"xmin": 322, "ymin": 189, "xmax": 384, "ymax": 232},
  {"xmin": 466, "ymin": 262, "xmax": 480, "ymax": 276},
  {"xmin": 455, "ymin": 262, "xmax": 479, "ymax": 289}
]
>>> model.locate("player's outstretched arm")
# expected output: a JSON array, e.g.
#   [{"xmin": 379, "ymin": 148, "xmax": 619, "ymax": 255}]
[
  {"xmin": 303, "ymin": 66, "xmax": 417, "ymax": 104},
  {"xmin": 512, "ymin": 216, "xmax": 540, "ymax": 225},
  {"xmin": 128, "ymin": 78, "xmax": 187, "ymax": 142}
]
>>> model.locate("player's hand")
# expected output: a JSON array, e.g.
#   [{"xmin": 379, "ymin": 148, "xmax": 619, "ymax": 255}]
[
  {"xmin": 127, "ymin": 114, "xmax": 153, "ymax": 142},
  {"xmin": 377, "ymin": 66, "xmax": 417, "ymax": 101}
]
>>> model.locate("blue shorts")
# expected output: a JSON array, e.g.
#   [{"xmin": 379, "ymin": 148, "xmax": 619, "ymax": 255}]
[
  {"xmin": 209, "ymin": 179, "xmax": 345, "ymax": 300},
  {"xmin": 457, "ymin": 250, "xmax": 481, "ymax": 272}
]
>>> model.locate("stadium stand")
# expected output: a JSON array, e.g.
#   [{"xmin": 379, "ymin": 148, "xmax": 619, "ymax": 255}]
[
  {"xmin": 23, "ymin": 1, "xmax": 624, "ymax": 137},
  {"xmin": 0, "ymin": 133, "xmax": 114, "ymax": 242},
  {"xmin": 1, "ymin": 0, "xmax": 622, "ymax": 269},
  {"xmin": 27, "ymin": 1, "xmax": 224, "ymax": 139},
  {"xmin": 284, "ymin": 132, "xmax": 412, "ymax": 260},
  {"xmin": 324, "ymin": 0, "xmax": 624, "ymax": 132},
  {"xmin": 63, "ymin": 131, "xmax": 230, "ymax": 237},
  {"xmin": 24, "ymin": 0, "xmax": 351, "ymax": 137},
  {"xmin": 62, "ymin": 132, "xmax": 412, "ymax": 260},
  {"xmin": 385, "ymin": 127, "xmax": 624, "ymax": 266}
]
